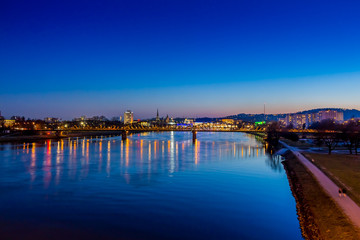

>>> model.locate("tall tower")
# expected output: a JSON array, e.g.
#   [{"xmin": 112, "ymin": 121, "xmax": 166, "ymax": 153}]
[
  {"xmin": 264, "ymin": 103, "xmax": 265, "ymax": 115},
  {"xmin": 264, "ymin": 103, "xmax": 266, "ymax": 122},
  {"xmin": 156, "ymin": 109, "xmax": 160, "ymax": 122}
]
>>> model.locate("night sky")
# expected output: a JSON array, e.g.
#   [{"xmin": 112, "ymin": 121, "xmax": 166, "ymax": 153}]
[{"xmin": 1, "ymin": 0, "xmax": 360, "ymax": 119}]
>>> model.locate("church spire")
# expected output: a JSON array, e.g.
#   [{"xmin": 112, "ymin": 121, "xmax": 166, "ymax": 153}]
[{"xmin": 156, "ymin": 109, "xmax": 160, "ymax": 121}]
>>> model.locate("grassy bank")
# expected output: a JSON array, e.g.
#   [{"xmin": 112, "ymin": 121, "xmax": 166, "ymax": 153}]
[
  {"xmin": 304, "ymin": 153, "xmax": 360, "ymax": 207},
  {"xmin": 281, "ymin": 138, "xmax": 317, "ymax": 150},
  {"xmin": 282, "ymin": 152, "xmax": 360, "ymax": 240}
]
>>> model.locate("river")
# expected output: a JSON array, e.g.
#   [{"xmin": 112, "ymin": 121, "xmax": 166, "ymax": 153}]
[{"xmin": 0, "ymin": 132, "xmax": 302, "ymax": 239}]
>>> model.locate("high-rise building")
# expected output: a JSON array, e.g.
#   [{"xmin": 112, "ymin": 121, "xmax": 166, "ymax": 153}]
[
  {"xmin": 124, "ymin": 110, "xmax": 133, "ymax": 124},
  {"xmin": 283, "ymin": 110, "xmax": 344, "ymax": 128},
  {"xmin": 318, "ymin": 110, "xmax": 344, "ymax": 122}
]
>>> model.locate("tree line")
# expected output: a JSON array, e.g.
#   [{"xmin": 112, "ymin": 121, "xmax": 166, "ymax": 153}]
[{"xmin": 266, "ymin": 119, "xmax": 360, "ymax": 155}]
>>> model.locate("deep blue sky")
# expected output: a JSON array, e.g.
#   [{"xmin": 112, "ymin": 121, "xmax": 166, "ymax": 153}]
[{"xmin": 1, "ymin": 0, "xmax": 360, "ymax": 119}]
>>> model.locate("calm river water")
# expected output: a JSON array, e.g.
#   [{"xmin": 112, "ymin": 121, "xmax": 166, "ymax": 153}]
[{"xmin": 0, "ymin": 132, "xmax": 302, "ymax": 239}]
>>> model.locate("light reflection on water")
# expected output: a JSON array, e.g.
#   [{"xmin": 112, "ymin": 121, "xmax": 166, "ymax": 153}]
[{"xmin": 0, "ymin": 132, "xmax": 302, "ymax": 240}]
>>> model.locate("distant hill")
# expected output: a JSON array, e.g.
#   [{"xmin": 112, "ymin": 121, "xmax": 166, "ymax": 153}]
[
  {"xmin": 218, "ymin": 108, "xmax": 360, "ymax": 122},
  {"xmin": 195, "ymin": 117, "xmax": 217, "ymax": 122},
  {"xmin": 223, "ymin": 113, "xmax": 286, "ymax": 122}
]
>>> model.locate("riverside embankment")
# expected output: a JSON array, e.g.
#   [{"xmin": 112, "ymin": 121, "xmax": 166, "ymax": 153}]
[{"xmin": 282, "ymin": 151, "xmax": 360, "ymax": 240}]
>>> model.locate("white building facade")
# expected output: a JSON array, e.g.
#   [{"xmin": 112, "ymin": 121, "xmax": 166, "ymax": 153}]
[{"xmin": 124, "ymin": 110, "xmax": 134, "ymax": 124}]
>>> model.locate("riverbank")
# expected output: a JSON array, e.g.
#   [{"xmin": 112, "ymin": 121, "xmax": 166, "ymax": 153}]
[
  {"xmin": 0, "ymin": 131, "xmax": 124, "ymax": 143},
  {"xmin": 303, "ymin": 153, "xmax": 360, "ymax": 208},
  {"xmin": 282, "ymin": 151, "xmax": 360, "ymax": 240}
]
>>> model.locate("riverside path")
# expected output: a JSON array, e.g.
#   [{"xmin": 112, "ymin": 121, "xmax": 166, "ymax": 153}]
[{"xmin": 280, "ymin": 141, "xmax": 360, "ymax": 228}]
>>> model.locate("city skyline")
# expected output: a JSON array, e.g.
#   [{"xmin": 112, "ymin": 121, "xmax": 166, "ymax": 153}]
[
  {"xmin": 1, "ymin": 1, "xmax": 360, "ymax": 119},
  {"xmin": 1, "ymin": 105, "xmax": 360, "ymax": 121}
]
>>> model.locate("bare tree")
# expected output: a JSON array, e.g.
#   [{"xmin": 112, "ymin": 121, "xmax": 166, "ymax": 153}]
[
  {"xmin": 320, "ymin": 132, "xmax": 339, "ymax": 155},
  {"xmin": 317, "ymin": 119, "xmax": 341, "ymax": 155},
  {"xmin": 266, "ymin": 121, "xmax": 281, "ymax": 152},
  {"xmin": 355, "ymin": 133, "xmax": 360, "ymax": 155},
  {"xmin": 342, "ymin": 121, "xmax": 356, "ymax": 154}
]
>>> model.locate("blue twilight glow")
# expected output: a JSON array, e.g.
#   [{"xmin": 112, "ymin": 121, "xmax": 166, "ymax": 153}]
[{"xmin": 1, "ymin": 0, "xmax": 360, "ymax": 119}]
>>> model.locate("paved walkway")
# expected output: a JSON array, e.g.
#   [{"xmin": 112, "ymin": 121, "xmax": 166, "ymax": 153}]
[{"xmin": 280, "ymin": 141, "xmax": 360, "ymax": 228}]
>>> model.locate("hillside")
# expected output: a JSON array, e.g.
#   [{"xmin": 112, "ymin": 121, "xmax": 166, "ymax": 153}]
[{"xmin": 220, "ymin": 108, "xmax": 360, "ymax": 122}]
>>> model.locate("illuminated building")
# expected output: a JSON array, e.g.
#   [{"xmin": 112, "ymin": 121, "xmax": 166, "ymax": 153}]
[
  {"xmin": 4, "ymin": 119, "xmax": 15, "ymax": 128},
  {"xmin": 184, "ymin": 118, "xmax": 194, "ymax": 125},
  {"xmin": 284, "ymin": 110, "xmax": 344, "ymax": 128},
  {"xmin": 221, "ymin": 119, "xmax": 235, "ymax": 124},
  {"xmin": 140, "ymin": 121, "xmax": 150, "ymax": 127},
  {"xmin": 318, "ymin": 110, "xmax": 343, "ymax": 122},
  {"xmin": 124, "ymin": 110, "xmax": 133, "ymax": 124},
  {"xmin": 44, "ymin": 117, "xmax": 60, "ymax": 123}
]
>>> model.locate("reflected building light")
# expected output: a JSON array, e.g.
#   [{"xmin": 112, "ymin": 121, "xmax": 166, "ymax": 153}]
[
  {"xmin": 234, "ymin": 143, "xmax": 236, "ymax": 158},
  {"xmin": 99, "ymin": 141, "xmax": 103, "ymax": 171},
  {"xmin": 56, "ymin": 141, "xmax": 61, "ymax": 185},
  {"xmin": 148, "ymin": 142, "xmax": 151, "ymax": 162},
  {"xmin": 107, "ymin": 140, "xmax": 111, "ymax": 175},
  {"xmin": 162, "ymin": 141, "xmax": 165, "ymax": 158},
  {"xmin": 125, "ymin": 139, "xmax": 129, "ymax": 167},
  {"xmin": 170, "ymin": 140, "xmax": 175, "ymax": 158},
  {"xmin": 176, "ymin": 142, "xmax": 178, "ymax": 158},
  {"xmin": 82, "ymin": 139, "xmax": 85, "ymax": 156},
  {"xmin": 57, "ymin": 141, "xmax": 60, "ymax": 154},
  {"xmin": 169, "ymin": 140, "xmax": 175, "ymax": 174},
  {"xmin": 194, "ymin": 140, "xmax": 199, "ymax": 165},
  {"xmin": 56, "ymin": 141, "xmax": 61, "ymax": 165},
  {"xmin": 120, "ymin": 140, "xmax": 124, "ymax": 166},
  {"xmin": 154, "ymin": 141, "xmax": 157, "ymax": 159},
  {"xmin": 47, "ymin": 140, "xmax": 51, "ymax": 155},
  {"xmin": 99, "ymin": 141, "xmax": 102, "ymax": 156},
  {"xmin": 44, "ymin": 140, "xmax": 52, "ymax": 189},
  {"xmin": 30, "ymin": 143, "xmax": 36, "ymax": 182},
  {"xmin": 256, "ymin": 148, "xmax": 259, "ymax": 157},
  {"xmin": 86, "ymin": 140, "xmax": 89, "ymax": 163},
  {"xmin": 73, "ymin": 140, "xmax": 77, "ymax": 158},
  {"xmin": 140, "ymin": 140, "xmax": 143, "ymax": 162},
  {"xmin": 241, "ymin": 146, "xmax": 244, "ymax": 158},
  {"xmin": 69, "ymin": 140, "xmax": 72, "ymax": 156}
]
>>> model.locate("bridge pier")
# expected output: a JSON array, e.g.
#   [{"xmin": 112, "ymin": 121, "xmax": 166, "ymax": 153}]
[
  {"xmin": 192, "ymin": 130, "xmax": 197, "ymax": 143},
  {"xmin": 121, "ymin": 131, "xmax": 128, "ymax": 141}
]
